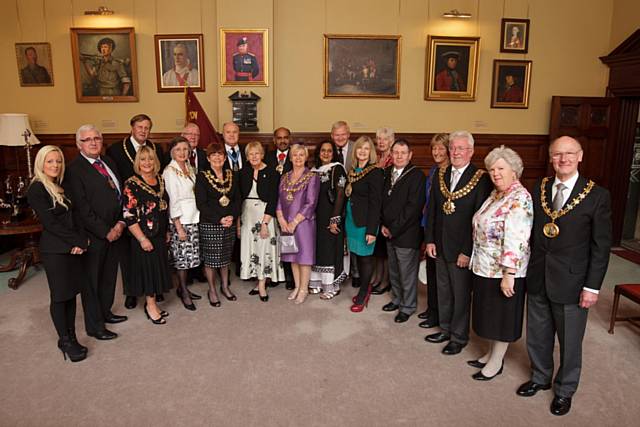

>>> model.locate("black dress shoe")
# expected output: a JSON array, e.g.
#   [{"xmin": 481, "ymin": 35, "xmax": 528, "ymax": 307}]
[
  {"xmin": 442, "ymin": 341, "xmax": 465, "ymax": 355},
  {"xmin": 418, "ymin": 318, "xmax": 439, "ymax": 329},
  {"xmin": 425, "ymin": 332, "xmax": 450, "ymax": 343},
  {"xmin": 417, "ymin": 310, "xmax": 430, "ymax": 319},
  {"xmin": 472, "ymin": 364, "xmax": 503, "ymax": 381},
  {"xmin": 188, "ymin": 290, "xmax": 202, "ymax": 300},
  {"xmin": 124, "ymin": 296, "xmax": 137, "ymax": 310},
  {"xmin": 248, "ymin": 288, "xmax": 259, "ymax": 296},
  {"xmin": 155, "ymin": 294, "xmax": 164, "ymax": 302},
  {"xmin": 351, "ymin": 277, "xmax": 361, "ymax": 288},
  {"xmin": 467, "ymin": 359, "xmax": 486, "ymax": 369},
  {"xmin": 394, "ymin": 312, "xmax": 410, "ymax": 323},
  {"xmin": 285, "ymin": 281, "xmax": 295, "ymax": 290},
  {"xmin": 88, "ymin": 329, "xmax": 118, "ymax": 340},
  {"xmin": 259, "ymin": 294, "xmax": 269, "ymax": 302},
  {"xmin": 371, "ymin": 283, "xmax": 391, "ymax": 295},
  {"xmin": 550, "ymin": 395, "xmax": 572, "ymax": 416},
  {"xmin": 382, "ymin": 302, "xmax": 399, "ymax": 312},
  {"xmin": 104, "ymin": 314, "xmax": 128, "ymax": 324},
  {"xmin": 516, "ymin": 381, "xmax": 552, "ymax": 397}
]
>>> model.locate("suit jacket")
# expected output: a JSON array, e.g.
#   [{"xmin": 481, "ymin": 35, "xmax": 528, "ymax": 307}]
[
  {"xmin": 264, "ymin": 149, "xmax": 293, "ymax": 175},
  {"xmin": 381, "ymin": 164, "xmax": 426, "ymax": 249},
  {"xmin": 526, "ymin": 175, "xmax": 612, "ymax": 304},
  {"xmin": 27, "ymin": 181, "xmax": 87, "ymax": 254},
  {"xmin": 336, "ymin": 140, "xmax": 355, "ymax": 171},
  {"xmin": 64, "ymin": 154, "xmax": 124, "ymax": 246},
  {"xmin": 425, "ymin": 164, "xmax": 492, "ymax": 262},
  {"xmin": 239, "ymin": 165, "xmax": 279, "ymax": 217},
  {"xmin": 348, "ymin": 165, "xmax": 384, "ymax": 236},
  {"xmin": 106, "ymin": 138, "xmax": 165, "ymax": 181},
  {"xmin": 191, "ymin": 147, "xmax": 209, "ymax": 174},
  {"xmin": 223, "ymin": 144, "xmax": 247, "ymax": 171},
  {"xmin": 195, "ymin": 170, "xmax": 242, "ymax": 223}
]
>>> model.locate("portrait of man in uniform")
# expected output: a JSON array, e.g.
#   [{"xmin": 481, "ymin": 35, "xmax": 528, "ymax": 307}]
[
  {"xmin": 70, "ymin": 27, "xmax": 139, "ymax": 103},
  {"xmin": 15, "ymin": 42, "xmax": 54, "ymax": 86},
  {"xmin": 220, "ymin": 29, "xmax": 268, "ymax": 86},
  {"xmin": 154, "ymin": 34, "xmax": 204, "ymax": 92}
]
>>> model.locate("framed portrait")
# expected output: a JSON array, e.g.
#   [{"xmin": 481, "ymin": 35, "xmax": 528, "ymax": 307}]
[
  {"xmin": 15, "ymin": 42, "xmax": 54, "ymax": 86},
  {"xmin": 70, "ymin": 27, "xmax": 139, "ymax": 103},
  {"xmin": 491, "ymin": 59, "xmax": 532, "ymax": 109},
  {"xmin": 220, "ymin": 29, "xmax": 268, "ymax": 86},
  {"xmin": 154, "ymin": 34, "xmax": 204, "ymax": 92},
  {"xmin": 424, "ymin": 36, "xmax": 480, "ymax": 101},
  {"xmin": 500, "ymin": 18, "xmax": 530, "ymax": 53},
  {"xmin": 323, "ymin": 34, "xmax": 401, "ymax": 98}
]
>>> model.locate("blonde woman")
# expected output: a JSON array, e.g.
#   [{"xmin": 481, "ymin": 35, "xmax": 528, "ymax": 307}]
[{"xmin": 27, "ymin": 145, "xmax": 88, "ymax": 362}]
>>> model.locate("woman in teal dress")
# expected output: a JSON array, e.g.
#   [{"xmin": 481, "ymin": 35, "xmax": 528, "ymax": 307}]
[{"xmin": 345, "ymin": 136, "xmax": 384, "ymax": 312}]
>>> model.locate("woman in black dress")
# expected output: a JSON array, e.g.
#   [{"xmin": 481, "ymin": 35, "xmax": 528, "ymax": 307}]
[
  {"xmin": 309, "ymin": 140, "xmax": 347, "ymax": 300},
  {"xmin": 122, "ymin": 145, "xmax": 171, "ymax": 324},
  {"xmin": 195, "ymin": 142, "xmax": 242, "ymax": 305},
  {"xmin": 27, "ymin": 145, "xmax": 88, "ymax": 362}
]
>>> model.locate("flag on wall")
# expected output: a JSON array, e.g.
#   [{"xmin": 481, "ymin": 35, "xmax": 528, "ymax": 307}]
[{"xmin": 185, "ymin": 87, "xmax": 220, "ymax": 147}]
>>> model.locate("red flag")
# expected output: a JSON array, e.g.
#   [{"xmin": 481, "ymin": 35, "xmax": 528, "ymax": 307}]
[{"xmin": 185, "ymin": 87, "xmax": 220, "ymax": 147}]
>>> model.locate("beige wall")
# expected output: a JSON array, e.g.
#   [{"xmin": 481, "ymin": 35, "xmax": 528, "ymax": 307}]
[
  {"xmin": 0, "ymin": 0, "xmax": 631, "ymax": 135},
  {"xmin": 610, "ymin": 0, "xmax": 640, "ymax": 49}
]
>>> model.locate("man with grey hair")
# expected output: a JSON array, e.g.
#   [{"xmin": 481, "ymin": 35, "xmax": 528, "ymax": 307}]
[
  {"xmin": 64, "ymin": 124, "xmax": 128, "ymax": 340},
  {"xmin": 222, "ymin": 122, "xmax": 245, "ymax": 171},
  {"xmin": 425, "ymin": 130, "xmax": 492, "ymax": 354}
]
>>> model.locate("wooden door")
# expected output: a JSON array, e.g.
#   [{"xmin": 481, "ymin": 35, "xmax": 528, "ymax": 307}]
[{"xmin": 549, "ymin": 96, "xmax": 619, "ymax": 188}]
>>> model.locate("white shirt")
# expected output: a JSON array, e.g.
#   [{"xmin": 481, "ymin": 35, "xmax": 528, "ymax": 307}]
[
  {"xmin": 225, "ymin": 143, "xmax": 243, "ymax": 169},
  {"xmin": 450, "ymin": 163, "xmax": 470, "ymax": 190},
  {"xmin": 129, "ymin": 136, "xmax": 144, "ymax": 152},
  {"xmin": 276, "ymin": 149, "xmax": 289, "ymax": 162},
  {"xmin": 551, "ymin": 172, "xmax": 598, "ymax": 295},
  {"xmin": 337, "ymin": 142, "xmax": 350, "ymax": 168}
]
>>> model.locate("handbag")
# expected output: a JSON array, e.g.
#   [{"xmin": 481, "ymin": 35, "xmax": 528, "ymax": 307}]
[{"xmin": 279, "ymin": 234, "xmax": 299, "ymax": 254}]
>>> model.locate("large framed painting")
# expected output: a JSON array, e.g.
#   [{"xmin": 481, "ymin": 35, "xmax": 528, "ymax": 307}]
[
  {"xmin": 15, "ymin": 42, "xmax": 54, "ymax": 86},
  {"xmin": 424, "ymin": 36, "xmax": 480, "ymax": 101},
  {"xmin": 154, "ymin": 34, "xmax": 205, "ymax": 92},
  {"xmin": 323, "ymin": 34, "xmax": 401, "ymax": 98},
  {"xmin": 500, "ymin": 18, "xmax": 530, "ymax": 53},
  {"xmin": 70, "ymin": 27, "xmax": 139, "ymax": 102},
  {"xmin": 491, "ymin": 59, "xmax": 532, "ymax": 109},
  {"xmin": 220, "ymin": 29, "xmax": 268, "ymax": 86}
]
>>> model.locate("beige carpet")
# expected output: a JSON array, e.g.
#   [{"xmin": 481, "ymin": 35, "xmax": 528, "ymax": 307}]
[{"xmin": 0, "ymin": 254, "xmax": 639, "ymax": 426}]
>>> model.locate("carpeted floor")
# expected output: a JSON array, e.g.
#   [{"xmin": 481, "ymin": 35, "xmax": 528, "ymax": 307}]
[{"xmin": 0, "ymin": 254, "xmax": 639, "ymax": 426}]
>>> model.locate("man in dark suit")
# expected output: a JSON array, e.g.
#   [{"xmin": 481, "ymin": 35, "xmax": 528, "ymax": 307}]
[
  {"xmin": 222, "ymin": 122, "xmax": 246, "ymax": 172},
  {"xmin": 106, "ymin": 114, "xmax": 165, "ymax": 310},
  {"xmin": 425, "ymin": 130, "xmax": 492, "ymax": 355},
  {"xmin": 380, "ymin": 140, "xmax": 426, "ymax": 323},
  {"xmin": 64, "ymin": 124, "xmax": 128, "ymax": 340},
  {"xmin": 182, "ymin": 122, "xmax": 208, "ymax": 173},
  {"xmin": 517, "ymin": 136, "xmax": 611, "ymax": 416}
]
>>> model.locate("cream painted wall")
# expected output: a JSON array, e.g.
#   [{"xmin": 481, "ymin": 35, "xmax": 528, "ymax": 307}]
[
  {"xmin": 610, "ymin": 0, "xmax": 640, "ymax": 49},
  {"xmin": 0, "ymin": 0, "xmax": 623, "ymax": 135}
]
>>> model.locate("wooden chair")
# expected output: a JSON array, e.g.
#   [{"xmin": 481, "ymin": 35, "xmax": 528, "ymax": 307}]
[{"xmin": 608, "ymin": 284, "xmax": 640, "ymax": 334}]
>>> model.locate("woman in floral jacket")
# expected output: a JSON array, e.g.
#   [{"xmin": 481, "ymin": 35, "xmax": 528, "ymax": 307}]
[{"xmin": 468, "ymin": 145, "xmax": 533, "ymax": 381}]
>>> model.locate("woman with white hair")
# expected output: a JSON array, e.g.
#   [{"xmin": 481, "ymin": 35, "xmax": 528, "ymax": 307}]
[
  {"xmin": 27, "ymin": 145, "xmax": 88, "ymax": 362},
  {"xmin": 468, "ymin": 145, "xmax": 533, "ymax": 380}
]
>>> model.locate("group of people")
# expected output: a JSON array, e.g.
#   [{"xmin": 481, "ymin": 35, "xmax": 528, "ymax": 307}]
[{"xmin": 27, "ymin": 116, "xmax": 611, "ymax": 417}]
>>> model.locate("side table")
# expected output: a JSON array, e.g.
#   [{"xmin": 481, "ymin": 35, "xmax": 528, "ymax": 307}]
[{"xmin": 0, "ymin": 217, "xmax": 42, "ymax": 289}]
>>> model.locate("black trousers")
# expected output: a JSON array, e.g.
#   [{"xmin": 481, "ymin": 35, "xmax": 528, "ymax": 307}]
[
  {"xmin": 435, "ymin": 256, "xmax": 472, "ymax": 345},
  {"xmin": 425, "ymin": 255, "xmax": 438, "ymax": 317},
  {"xmin": 81, "ymin": 239, "xmax": 119, "ymax": 334},
  {"xmin": 50, "ymin": 298, "xmax": 77, "ymax": 338}
]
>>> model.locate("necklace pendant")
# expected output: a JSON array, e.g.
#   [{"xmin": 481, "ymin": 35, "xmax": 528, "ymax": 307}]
[
  {"xmin": 345, "ymin": 183, "xmax": 352, "ymax": 197},
  {"xmin": 286, "ymin": 192, "xmax": 294, "ymax": 202},
  {"xmin": 443, "ymin": 199, "xmax": 455, "ymax": 215},
  {"xmin": 159, "ymin": 200, "xmax": 168, "ymax": 211},
  {"xmin": 543, "ymin": 222, "xmax": 560, "ymax": 238},
  {"xmin": 276, "ymin": 164, "xmax": 284, "ymax": 174},
  {"xmin": 219, "ymin": 195, "xmax": 230, "ymax": 207}
]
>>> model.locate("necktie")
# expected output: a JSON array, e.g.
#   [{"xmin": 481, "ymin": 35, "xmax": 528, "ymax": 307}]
[
  {"xmin": 93, "ymin": 159, "xmax": 120, "ymax": 197},
  {"xmin": 229, "ymin": 149, "xmax": 239, "ymax": 171},
  {"xmin": 553, "ymin": 183, "xmax": 566, "ymax": 211},
  {"xmin": 278, "ymin": 152, "xmax": 286, "ymax": 163},
  {"xmin": 189, "ymin": 150, "xmax": 196, "ymax": 167},
  {"xmin": 337, "ymin": 147, "xmax": 345, "ymax": 165},
  {"xmin": 391, "ymin": 169, "xmax": 400, "ymax": 186},
  {"xmin": 450, "ymin": 169, "xmax": 459, "ymax": 191}
]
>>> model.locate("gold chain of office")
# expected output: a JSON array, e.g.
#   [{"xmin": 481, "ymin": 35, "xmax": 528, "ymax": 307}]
[
  {"xmin": 203, "ymin": 170, "xmax": 234, "ymax": 207},
  {"xmin": 345, "ymin": 165, "xmax": 378, "ymax": 197},
  {"xmin": 540, "ymin": 177, "xmax": 594, "ymax": 238},
  {"xmin": 282, "ymin": 170, "xmax": 315, "ymax": 202},
  {"xmin": 127, "ymin": 175, "xmax": 167, "ymax": 211},
  {"xmin": 122, "ymin": 138, "xmax": 158, "ymax": 164},
  {"xmin": 438, "ymin": 167, "xmax": 486, "ymax": 215}
]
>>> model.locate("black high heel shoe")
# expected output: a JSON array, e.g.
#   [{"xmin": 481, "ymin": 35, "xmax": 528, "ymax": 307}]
[
  {"xmin": 177, "ymin": 288, "xmax": 196, "ymax": 311},
  {"xmin": 220, "ymin": 285, "xmax": 237, "ymax": 301},
  {"xmin": 259, "ymin": 293, "xmax": 269, "ymax": 302},
  {"xmin": 471, "ymin": 363, "xmax": 503, "ymax": 381},
  {"xmin": 144, "ymin": 304, "xmax": 167, "ymax": 324},
  {"xmin": 159, "ymin": 310, "xmax": 169, "ymax": 318},
  {"xmin": 208, "ymin": 290, "xmax": 221, "ymax": 307},
  {"xmin": 467, "ymin": 359, "xmax": 487, "ymax": 369},
  {"xmin": 58, "ymin": 335, "xmax": 87, "ymax": 362}
]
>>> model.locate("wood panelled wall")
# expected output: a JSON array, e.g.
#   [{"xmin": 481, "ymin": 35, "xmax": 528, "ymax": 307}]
[{"xmin": 1, "ymin": 133, "xmax": 550, "ymax": 191}]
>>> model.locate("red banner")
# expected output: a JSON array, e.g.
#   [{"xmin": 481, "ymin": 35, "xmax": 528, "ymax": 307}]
[{"xmin": 185, "ymin": 87, "xmax": 220, "ymax": 147}]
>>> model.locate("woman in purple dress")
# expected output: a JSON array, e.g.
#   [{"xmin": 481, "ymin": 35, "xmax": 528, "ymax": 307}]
[{"xmin": 276, "ymin": 144, "xmax": 320, "ymax": 304}]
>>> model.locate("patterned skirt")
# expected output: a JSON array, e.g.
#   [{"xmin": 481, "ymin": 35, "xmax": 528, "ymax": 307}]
[
  {"xmin": 239, "ymin": 199, "xmax": 285, "ymax": 281},
  {"xmin": 199, "ymin": 222, "xmax": 236, "ymax": 268},
  {"xmin": 168, "ymin": 223, "xmax": 201, "ymax": 270}
]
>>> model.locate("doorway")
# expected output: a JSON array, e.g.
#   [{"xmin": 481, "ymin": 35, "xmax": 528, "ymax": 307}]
[{"xmin": 621, "ymin": 115, "xmax": 640, "ymax": 252}]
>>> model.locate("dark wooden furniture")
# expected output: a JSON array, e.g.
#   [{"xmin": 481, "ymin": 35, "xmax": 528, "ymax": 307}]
[
  {"xmin": 0, "ymin": 216, "xmax": 42, "ymax": 289},
  {"xmin": 608, "ymin": 284, "xmax": 640, "ymax": 334}
]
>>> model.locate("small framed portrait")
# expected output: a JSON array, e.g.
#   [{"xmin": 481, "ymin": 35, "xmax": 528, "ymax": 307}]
[
  {"xmin": 323, "ymin": 34, "xmax": 401, "ymax": 98},
  {"xmin": 15, "ymin": 42, "xmax": 54, "ymax": 86},
  {"xmin": 70, "ymin": 27, "xmax": 139, "ymax": 103},
  {"xmin": 491, "ymin": 59, "xmax": 532, "ymax": 109},
  {"xmin": 220, "ymin": 29, "xmax": 268, "ymax": 86},
  {"xmin": 500, "ymin": 18, "xmax": 530, "ymax": 53},
  {"xmin": 154, "ymin": 34, "xmax": 205, "ymax": 92},
  {"xmin": 424, "ymin": 35, "xmax": 480, "ymax": 101}
]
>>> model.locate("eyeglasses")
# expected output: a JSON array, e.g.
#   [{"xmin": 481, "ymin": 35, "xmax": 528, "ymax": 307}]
[
  {"xmin": 79, "ymin": 136, "xmax": 103, "ymax": 143},
  {"xmin": 449, "ymin": 146, "xmax": 471, "ymax": 153},
  {"xmin": 182, "ymin": 132, "xmax": 200, "ymax": 137},
  {"xmin": 550, "ymin": 151, "xmax": 581, "ymax": 160}
]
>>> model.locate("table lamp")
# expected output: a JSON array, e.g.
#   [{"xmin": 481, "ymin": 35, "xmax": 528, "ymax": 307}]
[{"xmin": 0, "ymin": 113, "xmax": 41, "ymax": 179}]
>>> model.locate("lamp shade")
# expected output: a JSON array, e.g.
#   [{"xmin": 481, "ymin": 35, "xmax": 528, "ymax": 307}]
[{"xmin": 0, "ymin": 113, "xmax": 41, "ymax": 147}]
